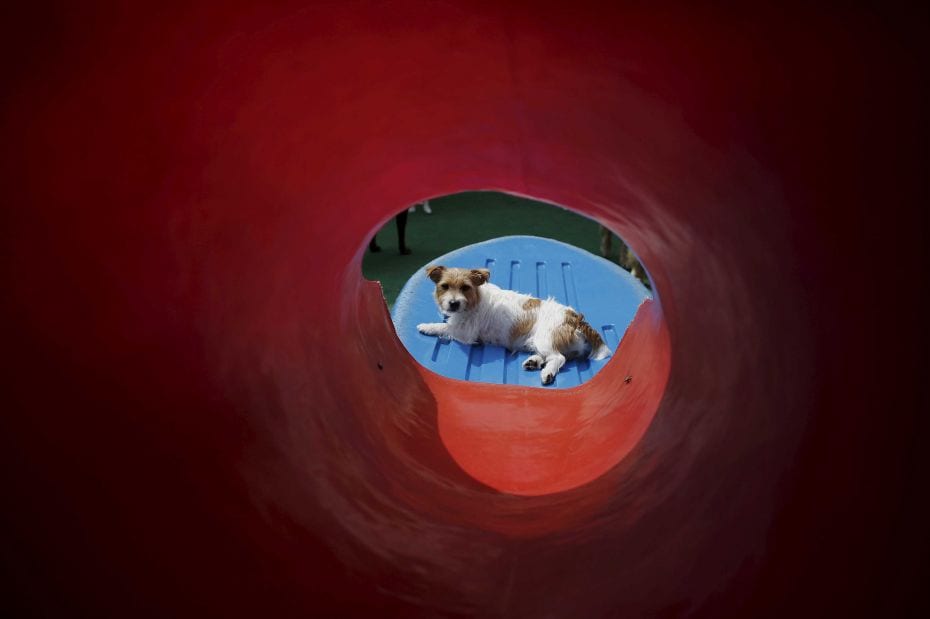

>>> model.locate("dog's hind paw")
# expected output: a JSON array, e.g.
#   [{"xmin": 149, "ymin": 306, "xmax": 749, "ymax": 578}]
[
  {"xmin": 522, "ymin": 354, "xmax": 544, "ymax": 370},
  {"xmin": 590, "ymin": 344, "xmax": 611, "ymax": 361}
]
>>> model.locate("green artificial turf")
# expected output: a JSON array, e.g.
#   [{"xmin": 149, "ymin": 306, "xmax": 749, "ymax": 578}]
[{"xmin": 362, "ymin": 191, "xmax": 621, "ymax": 308}]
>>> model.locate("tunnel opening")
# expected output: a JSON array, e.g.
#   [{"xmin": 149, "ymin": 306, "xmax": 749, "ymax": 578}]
[
  {"xmin": 363, "ymin": 191, "xmax": 655, "ymax": 390},
  {"xmin": 356, "ymin": 191, "xmax": 671, "ymax": 495}
]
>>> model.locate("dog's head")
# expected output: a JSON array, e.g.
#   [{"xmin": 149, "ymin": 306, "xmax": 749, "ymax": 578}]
[{"xmin": 425, "ymin": 266, "xmax": 490, "ymax": 315}]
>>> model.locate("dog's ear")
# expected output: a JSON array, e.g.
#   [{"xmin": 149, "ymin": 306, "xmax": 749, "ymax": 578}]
[
  {"xmin": 425, "ymin": 265, "xmax": 445, "ymax": 283},
  {"xmin": 469, "ymin": 268, "xmax": 490, "ymax": 286}
]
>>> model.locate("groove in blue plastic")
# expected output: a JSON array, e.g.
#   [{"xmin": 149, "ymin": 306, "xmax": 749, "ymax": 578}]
[{"xmin": 391, "ymin": 235, "xmax": 652, "ymax": 389}]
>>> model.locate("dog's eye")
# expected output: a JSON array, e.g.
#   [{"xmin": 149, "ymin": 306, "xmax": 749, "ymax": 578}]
[
  {"xmin": 461, "ymin": 285, "xmax": 471, "ymax": 292},
  {"xmin": 440, "ymin": 283, "xmax": 449, "ymax": 290}
]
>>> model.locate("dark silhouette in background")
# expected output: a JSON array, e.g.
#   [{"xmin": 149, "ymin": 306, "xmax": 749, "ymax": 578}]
[{"xmin": 369, "ymin": 210, "xmax": 410, "ymax": 255}]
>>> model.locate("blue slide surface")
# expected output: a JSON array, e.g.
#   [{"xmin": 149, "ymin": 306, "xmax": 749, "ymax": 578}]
[{"xmin": 392, "ymin": 236, "xmax": 651, "ymax": 388}]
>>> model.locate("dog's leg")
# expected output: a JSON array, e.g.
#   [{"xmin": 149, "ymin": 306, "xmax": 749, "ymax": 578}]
[
  {"xmin": 540, "ymin": 353, "xmax": 566, "ymax": 385},
  {"xmin": 522, "ymin": 354, "xmax": 545, "ymax": 370},
  {"xmin": 417, "ymin": 322, "xmax": 449, "ymax": 337}
]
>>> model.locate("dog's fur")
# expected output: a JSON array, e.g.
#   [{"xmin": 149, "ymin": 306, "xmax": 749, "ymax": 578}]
[{"xmin": 416, "ymin": 266, "xmax": 610, "ymax": 385}]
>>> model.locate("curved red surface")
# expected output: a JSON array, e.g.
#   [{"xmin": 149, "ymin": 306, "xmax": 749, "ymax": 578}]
[
  {"xmin": 3, "ymin": 3, "xmax": 926, "ymax": 618},
  {"xmin": 431, "ymin": 298, "xmax": 669, "ymax": 497}
]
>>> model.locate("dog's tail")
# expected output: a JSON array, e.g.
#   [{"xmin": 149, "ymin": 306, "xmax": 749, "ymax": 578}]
[{"xmin": 579, "ymin": 319, "xmax": 611, "ymax": 361}]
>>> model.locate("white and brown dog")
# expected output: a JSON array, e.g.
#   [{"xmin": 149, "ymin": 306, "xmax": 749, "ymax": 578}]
[{"xmin": 416, "ymin": 266, "xmax": 611, "ymax": 385}]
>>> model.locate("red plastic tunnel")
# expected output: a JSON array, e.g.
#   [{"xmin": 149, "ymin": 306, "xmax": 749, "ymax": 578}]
[{"xmin": 3, "ymin": 3, "xmax": 927, "ymax": 618}]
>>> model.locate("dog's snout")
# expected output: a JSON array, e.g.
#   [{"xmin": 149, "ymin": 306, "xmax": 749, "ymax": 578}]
[{"xmin": 448, "ymin": 300, "xmax": 461, "ymax": 311}]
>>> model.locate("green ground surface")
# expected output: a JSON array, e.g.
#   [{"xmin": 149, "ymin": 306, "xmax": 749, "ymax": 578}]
[{"xmin": 362, "ymin": 191, "xmax": 618, "ymax": 308}]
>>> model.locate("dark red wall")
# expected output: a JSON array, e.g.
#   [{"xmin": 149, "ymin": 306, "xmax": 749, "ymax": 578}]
[{"xmin": 3, "ymin": 2, "xmax": 927, "ymax": 617}]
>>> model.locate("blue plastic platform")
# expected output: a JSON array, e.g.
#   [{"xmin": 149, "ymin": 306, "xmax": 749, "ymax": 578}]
[{"xmin": 391, "ymin": 235, "xmax": 652, "ymax": 388}]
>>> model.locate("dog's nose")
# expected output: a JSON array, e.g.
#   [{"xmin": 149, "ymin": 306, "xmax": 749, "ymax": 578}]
[{"xmin": 448, "ymin": 300, "xmax": 461, "ymax": 311}]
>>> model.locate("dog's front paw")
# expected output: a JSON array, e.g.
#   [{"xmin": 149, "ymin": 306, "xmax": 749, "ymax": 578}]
[
  {"xmin": 541, "ymin": 368, "xmax": 556, "ymax": 385},
  {"xmin": 417, "ymin": 323, "xmax": 445, "ymax": 337}
]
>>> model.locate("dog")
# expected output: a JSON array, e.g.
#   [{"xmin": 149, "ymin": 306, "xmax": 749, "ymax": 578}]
[{"xmin": 416, "ymin": 266, "xmax": 611, "ymax": 385}]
